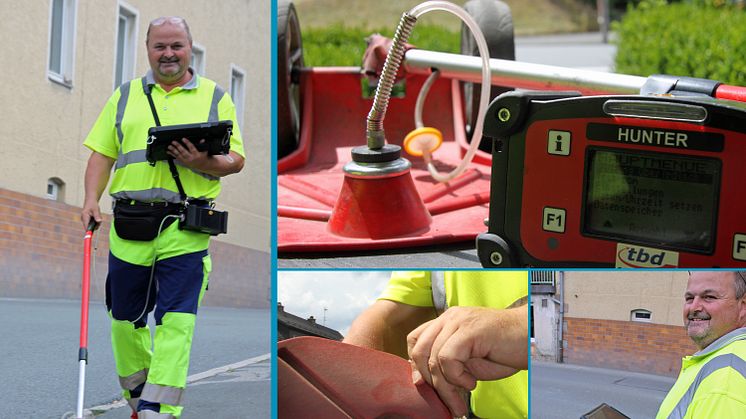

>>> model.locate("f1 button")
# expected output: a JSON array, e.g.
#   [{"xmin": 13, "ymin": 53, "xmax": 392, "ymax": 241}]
[
  {"xmin": 543, "ymin": 207, "xmax": 566, "ymax": 233},
  {"xmin": 733, "ymin": 234, "xmax": 746, "ymax": 261}
]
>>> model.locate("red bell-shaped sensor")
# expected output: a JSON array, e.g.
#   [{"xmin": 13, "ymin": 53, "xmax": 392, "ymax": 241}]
[{"xmin": 328, "ymin": 145, "xmax": 431, "ymax": 239}]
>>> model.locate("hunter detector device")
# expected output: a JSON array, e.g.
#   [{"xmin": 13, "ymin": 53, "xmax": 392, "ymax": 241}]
[
  {"xmin": 146, "ymin": 120, "xmax": 232, "ymax": 165},
  {"xmin": 477, "ymin": 91, "xmax": 746, "ymax": 268}
]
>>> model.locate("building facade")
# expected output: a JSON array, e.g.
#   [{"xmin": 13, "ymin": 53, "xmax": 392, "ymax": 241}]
[
  {"xmin": 532, "ymin": 270, "xmax": 697, "ymax": 376},
  {"xmin": 0, "ymin": 0, "xmax": 270, "ymax": 308}
]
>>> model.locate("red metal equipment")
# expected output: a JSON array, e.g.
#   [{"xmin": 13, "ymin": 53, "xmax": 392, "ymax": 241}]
[
  {"xmin": 278, "ymin": 69, "xmax": 492, "ymax": 252},
  {"xmin": 278, "ymin": 336, "xmax": 451, "ymax": 418}
]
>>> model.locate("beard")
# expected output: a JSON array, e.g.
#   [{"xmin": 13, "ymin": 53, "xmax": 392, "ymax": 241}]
[
  {"xmin": 686, "ymin": 313, "xmax": 713, "ymax": 348},
  {"xmin": 157, "ymin": 59, "xmax": 184, "ymax": 79}
]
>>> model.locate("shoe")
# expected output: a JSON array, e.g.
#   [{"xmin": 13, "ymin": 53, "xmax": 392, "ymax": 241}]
[{"xmin": 131, "ymin": 410, "xmax": 138, "ymax": 419}]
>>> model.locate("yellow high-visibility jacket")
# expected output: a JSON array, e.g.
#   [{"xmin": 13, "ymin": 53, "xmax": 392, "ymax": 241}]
[{"xmin": 656, "ymin": 327, "xmax": 746, "ymax": 419}]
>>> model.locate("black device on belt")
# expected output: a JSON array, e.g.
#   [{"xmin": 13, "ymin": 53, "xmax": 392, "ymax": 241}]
[{"xmin": 142, "ymin": 84, "xmax": 228, "ymax": 236}]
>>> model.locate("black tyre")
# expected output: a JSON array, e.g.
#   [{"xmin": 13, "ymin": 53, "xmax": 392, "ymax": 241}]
[
  {"xmin": 461, "ymin": 0, "xmax": 515, "ymax": 151},
  {"xmin": 278, "ymin": 0, "xmax": 304, "ymax": 159}
]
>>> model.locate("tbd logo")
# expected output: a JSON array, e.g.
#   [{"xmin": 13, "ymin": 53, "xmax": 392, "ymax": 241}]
[{"xmin": 615, "ymin": 244, "xmax": 679, "ymax": 268}]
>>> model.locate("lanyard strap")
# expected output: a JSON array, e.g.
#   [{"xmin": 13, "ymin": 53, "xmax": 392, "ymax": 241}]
[{"xmin": 143, "ymin": 82, "xmax": 188, "ymax": 203}]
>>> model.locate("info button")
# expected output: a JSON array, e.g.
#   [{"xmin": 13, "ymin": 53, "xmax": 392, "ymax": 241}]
[{"xmin": 548, "ymin": 130, "xmax": 571, "ymax": 156}]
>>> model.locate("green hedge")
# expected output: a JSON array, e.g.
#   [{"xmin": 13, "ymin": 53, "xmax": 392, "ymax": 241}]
[
  {"xmin": 614, "ymin": 1, "xmax": 746, "ymax": 85},
  {"xmin": 302, "ymin": 24, "xmax": 459, "ymax": 67}
]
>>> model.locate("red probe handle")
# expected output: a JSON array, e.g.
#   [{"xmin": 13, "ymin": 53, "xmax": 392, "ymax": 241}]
[
  {"xmin": 78, "ymin": 221, "xmax": 98, "ymax": 357},
  {"xmin": 715, "ymin": 84, "xmax": 746, "ymax": 103}
]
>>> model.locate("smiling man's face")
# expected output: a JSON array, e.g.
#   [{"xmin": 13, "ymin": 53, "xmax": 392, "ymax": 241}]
[
  {"xmin": 146, "ymin": 20, "xmax": 192, "ymax": 86},
  {"xmin": 684, "ymin": 271, "xmax": 744, "ymax": 350}
]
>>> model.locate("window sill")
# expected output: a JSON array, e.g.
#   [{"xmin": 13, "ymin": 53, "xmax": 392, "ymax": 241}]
[{"xmin": 48, "ymin": 73, "xmax": 73, "ymax": 89}]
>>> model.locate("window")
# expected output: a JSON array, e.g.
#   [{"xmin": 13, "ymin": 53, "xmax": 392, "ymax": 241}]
[
  {"xmin": 191, "ymin": 43, "xmax": 206, "ymax": 75},
  {"xmin": 114, "ymin": 3, "xmax": 138, "ymax": 89},
  {"xmin": 47, "ymin": 178, "xmax": 65, "ymax": 201},
  {"xmin": 48, "ymin": 0, "xmax": 77, "ymax": 87},
  {"xmin": 531, "ymin": 271, "xmax": 556, "ymax": 286},
  {"xmin": 230, "ymin": 65, "xmax": 246, "ymax": 130},
  {"xmin": 630, "ymin": 309, "xmax": 652, "ymax": 323}
]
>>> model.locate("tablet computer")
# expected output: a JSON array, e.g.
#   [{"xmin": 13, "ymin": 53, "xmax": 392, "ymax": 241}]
[{"xmin": 146, "ymin": 120, "xmax": 233, "ymax": 164}]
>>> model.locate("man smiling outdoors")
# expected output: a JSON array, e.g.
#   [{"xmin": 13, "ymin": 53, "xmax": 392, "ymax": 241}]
[{"xmin": 656, "ymin": 271, "xmax": 746, "ymax": 418}]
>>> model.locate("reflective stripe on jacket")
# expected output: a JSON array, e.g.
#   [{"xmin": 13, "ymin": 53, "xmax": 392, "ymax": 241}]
[{"xmin": 656, "ymin": 327, "xmax": 746, "ymax": 419}]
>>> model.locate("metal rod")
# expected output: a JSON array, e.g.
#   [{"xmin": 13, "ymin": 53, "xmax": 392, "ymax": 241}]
[
  {"xmin": 366, "ymin": 12, "xmax": 417, "ymax": 150},
  {"xmin": 76, "ymin": 360, "xmax": 87, "ymax": 418},
  {"xmin": 403, "ymin": 49, "xmax": 647, "ymax": 95}
]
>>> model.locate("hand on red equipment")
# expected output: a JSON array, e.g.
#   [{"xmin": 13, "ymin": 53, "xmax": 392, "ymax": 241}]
[{"xmin": 406, "ymin": 306, "xmax": 527, "ymax": 417}]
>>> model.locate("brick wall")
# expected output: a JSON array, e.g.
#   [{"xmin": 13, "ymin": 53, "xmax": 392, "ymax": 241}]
[
  {"xmin": 563, "ymin": 317, "xmax": 698, "ymax": 377},
  {"xmin": 0, "ymin": 188, "xmax": 269, "ymax": 308}
]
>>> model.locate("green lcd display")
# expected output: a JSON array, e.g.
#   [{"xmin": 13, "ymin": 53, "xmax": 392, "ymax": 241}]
[{"xmin": 583, "ymin": 148, "xmax": 720, "ymax": 253}]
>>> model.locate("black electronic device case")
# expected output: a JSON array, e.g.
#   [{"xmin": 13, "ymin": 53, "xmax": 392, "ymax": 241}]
[
  {"xmin": 146, "ymin": 120, "xmax": 232, "ymax": 164},
  {"xmin": 475, "ymin": 91, "xmax": 746, "ymax": 268}
]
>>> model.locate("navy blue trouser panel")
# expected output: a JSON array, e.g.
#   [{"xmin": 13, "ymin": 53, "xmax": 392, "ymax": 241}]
[
  {"xmin": 106, "ymin": 250, "xmax": 208, "ymax": 327},
  {"xmin": 106, "ymin": 253, "xmax": 156, "ymax": 328},
  {"xmin": 153, "ymin": 249, "xmax": 208, "ymax": 325}
]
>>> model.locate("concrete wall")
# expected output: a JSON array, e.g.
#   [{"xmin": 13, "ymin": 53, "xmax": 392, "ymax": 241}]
[
  {"xmin": 0, "ymin": 0, "xmax": 270, "ymax": 307},
  {"xmin": 552, "ymin": 271, "xmax": 694, "ymax": 376},
  {"xmin": 564, "ymin": 270, "xmax": 687, "ymax": 326},
  {"xmin": 563, "ymin": 318, "xmax": 696, "ymax": 377},
  {"xmin": 532, "ymin": 294, "xmax": 560, "ymax": 360}
]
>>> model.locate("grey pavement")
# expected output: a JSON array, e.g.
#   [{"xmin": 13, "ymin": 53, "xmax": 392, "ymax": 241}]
[
  {"xmin": 531, "ymin": 360, "xmax": 676, "ymax": 419},
  {"xmin": 0, "ymin": 298, "xmax": 270, "ymax": 419},
  {"xmin": 280, "ymin": 32, "xmax": 616, "ymax": 268},
  {"xmin": 91, "ymin": 357, "xmax": 270, "ymax": 419},
  {"xmin": 516, "ymin": 32, "xmax": 617, "ymax": 72}
]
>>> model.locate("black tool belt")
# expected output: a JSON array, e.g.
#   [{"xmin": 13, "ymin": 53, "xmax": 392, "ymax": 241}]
[{"xmin": 113, "ymin": 199, "xmax": 182, "ymax": 241}]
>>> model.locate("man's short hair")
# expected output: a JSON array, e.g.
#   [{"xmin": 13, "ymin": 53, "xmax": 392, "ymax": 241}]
[
  {"xmin": 146, "ymin": 16, "xmax": 192, "ymax": 44},
  {"xmin": 735, "ymin": 271, "xmax": 746, "ymax": 299}
]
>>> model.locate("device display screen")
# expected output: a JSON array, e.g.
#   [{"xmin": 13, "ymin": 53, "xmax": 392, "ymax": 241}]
[{"xmin": 584, "ymin": 149, "xmax": 720, "ymax": 252}]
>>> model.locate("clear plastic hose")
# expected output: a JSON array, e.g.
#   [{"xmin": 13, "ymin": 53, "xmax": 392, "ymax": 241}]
[
  {"xmin": 408, "ymin": 1, "xmax": 492, "ymax": 183},
  {"xmin": 414, "ymin": 71, "xmax": 441, "ymax": 168}
]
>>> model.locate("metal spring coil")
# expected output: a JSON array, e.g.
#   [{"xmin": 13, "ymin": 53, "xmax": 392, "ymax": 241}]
[{"xmin": 366, "ymin": 12, "xmax": 417, "ymax": 150}]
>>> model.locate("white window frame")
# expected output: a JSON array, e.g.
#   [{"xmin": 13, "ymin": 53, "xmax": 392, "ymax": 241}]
[
  {"xmin": 47, "ymin": 0, "xmax": 78, "ymax": 87},
  {"xmin": 191, "ymin": 42, "xmax": 206, "ymax": 75},
  {"xmin": 47, "ymin": 177, "xmax": 64, "ymax": 201},
  {"xmin": 113, "ymin": 2, "xmax": 139, "ymax": 89},
  {"xmin": 630, "ymin": 309, "xmax": 652, "ymax": 323},
  {"xmin": 229, "ymin": 64, "xmax": 246, "ymax": 130}
]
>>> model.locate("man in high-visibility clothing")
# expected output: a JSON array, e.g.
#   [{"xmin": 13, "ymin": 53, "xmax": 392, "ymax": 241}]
[
  {"xmin": 80, "ymin": 16, "xmax": 245, "ymax": 419},
  {"xmin": 656, "ymin": 271, "xmax": 746, "ymax": 418},
  {"xmin": 344, "ymin": 271, "xmax": 528, "ymax": 418}
]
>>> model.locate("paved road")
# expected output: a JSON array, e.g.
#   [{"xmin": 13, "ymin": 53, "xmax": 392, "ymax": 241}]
[
  {"xmin": 280, "ymin": 32, "xmax": 617, "ymax": 268},
  {"xmin": 532, "ymin": 360, "xmax": 676, "ymax": 419},
  {"xmin": 516, "ymin": 32, "xmax": 617, "ymax": 72},
  {"xmin": 0, "ymin": 298, "xmax": 270, "ymax": 419}
]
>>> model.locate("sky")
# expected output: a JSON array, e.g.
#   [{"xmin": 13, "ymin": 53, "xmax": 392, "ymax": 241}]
[{"xmin": 277, "ymin": 271, "xmax": 392, "ymax": 336}]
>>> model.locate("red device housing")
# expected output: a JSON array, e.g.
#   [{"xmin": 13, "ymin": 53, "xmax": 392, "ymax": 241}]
[{"xmin": 278, "ymin": 336, "xmax": 451, "ymax": 419}]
